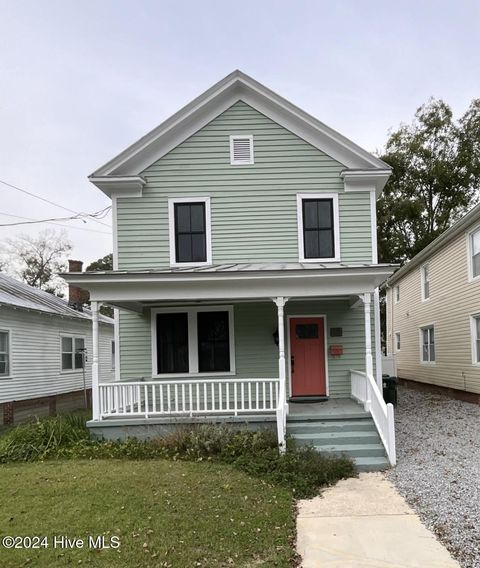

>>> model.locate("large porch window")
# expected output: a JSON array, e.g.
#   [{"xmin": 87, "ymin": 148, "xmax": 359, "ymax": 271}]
[{"xmin": 152, "ymin": 306, "xmax": 235, "ymax": 377}]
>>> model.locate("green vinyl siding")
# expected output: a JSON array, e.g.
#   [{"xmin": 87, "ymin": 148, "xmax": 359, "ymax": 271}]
[
  {"xmin": 118, "ymin": 300, "xmax": 373, "ymax": 399},
  {"xmin": 116, "ymin": 101, "xmax": 373, "ymax": 269}
]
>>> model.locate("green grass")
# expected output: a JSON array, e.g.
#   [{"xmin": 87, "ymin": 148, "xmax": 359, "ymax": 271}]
[{"xmin": 0, "ymin": 459, "xmax": 296, "ymax": 567}]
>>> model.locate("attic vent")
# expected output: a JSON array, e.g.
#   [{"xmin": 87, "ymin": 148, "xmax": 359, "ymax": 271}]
[{"xmin": 230, "ymin": 135, "xmax": 254, "ymax": 165}]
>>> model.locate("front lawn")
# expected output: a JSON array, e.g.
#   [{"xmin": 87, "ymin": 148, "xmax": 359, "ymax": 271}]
[{"xmin": 0, "ymin": 459, "xmax": 295, "ymax": 567}]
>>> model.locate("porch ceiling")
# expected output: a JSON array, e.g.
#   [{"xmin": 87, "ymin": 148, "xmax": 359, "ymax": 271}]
[{"xmin": 62, "ymin": 264, "xmax": 396, "ymax": 312}]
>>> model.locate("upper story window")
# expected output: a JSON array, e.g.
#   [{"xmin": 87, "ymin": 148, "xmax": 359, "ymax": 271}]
[
  {"xmin": 0, "ymin": 330, "xmax": 10, "ymax": 377},
  {"xmin": 470, "ymin": 227, "xmax": 480, "ymax": 280},
  {"xmin": 297, "ymin": 193, "xmax": 340, "ymax": 262},
  {"xmin": 230, "ymin": 135, "xmax": 254, "ymax": 165},
  {"xmin": 61, "ymin": 335, "xmax": 85, "ymax": 371},
  {"xmin": 420, "ymin": 325, "xmax": 435, "ymax": 363},
  {"xmin": 168, "ymin": 197, "xmax": 212, "ymax": 267},
  {"xmin": 394, "ymin": 286, "xmax": 400, "ymax": 303},
  {"xmin": 153, "ymin": 307, "xmax": 235, "ymax": 377},
  {"xmin": 421, "ymin": 264, "xmax": 430, "ymax": 300}
]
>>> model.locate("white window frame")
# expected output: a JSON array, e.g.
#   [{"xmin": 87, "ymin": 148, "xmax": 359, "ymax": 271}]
[
  {"xmin": 151, "ymin": 305, "xmax": 236, "ymax": 378},
  {"xmin": 168, "ymin": 197, "xmax": 212, "ymax": 268},
  {"xmin": 467, "ymin": 225, "xmax": 480, "ymax": 282},
  {"xmin": 111, "ymin": 340, "xmax": 116, "ymax": 371},
  {"xmin": 394, "ymin": 285, "xmax": 400, "ymax": 303},
  {"xmin": 421, "ymin": 263, "xmax": 430, "ymax": 301},
  {"xmin": 395, "ymin": 332, "xmax": 401, "ymax": 352},
  {"xmin": 470, "ymin": 313, "xmax": 480, "ymax": 366},
  {"xmin": 296, "ymin": 193, "xmax": 341, "ymax": 263},
  {"xmin": 0, "ymin": 329, "xmax": 11, "ymax": 379},
  {"xmin": 60, "ymin": 334, "xmax": 86, "ymax": 373},
  {"xmin": 419, "ymin": 324, "xmax": 435, "ymax": 364},
  {"xmin": 229, "ymin": 135, "xmax": 254, "ymax": 165}
]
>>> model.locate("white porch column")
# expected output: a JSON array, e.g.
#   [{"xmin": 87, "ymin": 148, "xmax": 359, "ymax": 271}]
[
  {"xmin": 91, "ymin": 301, "xmax": 100, "ymax": 421},
  {"xmin": 363, "ymin": 293, "xmax": 374, "ymax": 378},
  {"xmin": 273, "ymin": 296, "xmax": 289, "ymax": 452},
  {"xmin": 373, "ymin": 287, "xmax": 383, "ymax": 389}
]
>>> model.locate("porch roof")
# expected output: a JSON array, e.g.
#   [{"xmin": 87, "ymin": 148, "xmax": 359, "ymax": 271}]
[{"xmin": 62, "ymin": 263, "xmax": 396, "ymax": 312}]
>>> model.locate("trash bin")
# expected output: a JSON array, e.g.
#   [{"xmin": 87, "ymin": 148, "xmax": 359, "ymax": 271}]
[{"xmin": 382, "ymin": 375, "xmax": 397, "ymax": 406}]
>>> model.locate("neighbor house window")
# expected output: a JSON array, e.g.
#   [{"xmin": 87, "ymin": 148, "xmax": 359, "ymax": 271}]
[
  {"xmin": 421, "ymin": 264, "xmax": 430, "ymax": 300},
  {"xmin": 470, "ymin": 228, "xmax": 480, "ymax": 279},
  {"xmin": 472, "ymin": 315, "xmax": 480, "ymax": 364},
  {"xmin": 421, "ymin": 326, "xmax": 435, "ymax": 363},
  {"xmin": 395, "ymin": 286, "xmax": 400, "ymax": 303},
  {"xmin": 111, "ymin": 340, "xmax": 116, "ymax": 370},
  {"xmin": 395, "ymin": 332, "xmax": 401, "ymax": 352},
  {"xmin": 0, "ymin": 330, "xmax": 10, "ymax": 377},
  {"xmin": 153, "ymin": 307, "xmax": 234, "ymax": 376},
  {"xmin": 168, "ymin": 197, "xmax": 212, "ymax": 266},
  {"xmin": 297, "ymin": 193, "xmax": 340, "ymax": 262},
  {"xmin": 61, "ymin": 336, "xmax": 85, "ymax": 371},
  {"xmin": 230, "ymin": 135, "xmax": 254, "ymax": 165}
]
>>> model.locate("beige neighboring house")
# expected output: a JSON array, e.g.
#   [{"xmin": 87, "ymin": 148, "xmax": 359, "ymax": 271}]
[{"xmin": 386, "ymin": 203, "xmax": 480, "ymax": 403}]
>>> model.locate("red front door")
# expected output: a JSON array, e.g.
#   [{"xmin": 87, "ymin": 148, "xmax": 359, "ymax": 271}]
[{"xmin": 290, "ymin": 317, "xmax": 326, "ymax": 397}]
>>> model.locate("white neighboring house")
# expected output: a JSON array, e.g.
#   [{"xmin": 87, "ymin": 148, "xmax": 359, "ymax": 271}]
[{"xmin": 0, "ymin": 272, "xmax": 114, "ymax": 425}]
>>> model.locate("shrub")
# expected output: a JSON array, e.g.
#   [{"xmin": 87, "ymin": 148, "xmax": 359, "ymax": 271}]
[{"xmin": 0, "ymin": 417, "xmax": 355, "ymax": 498}]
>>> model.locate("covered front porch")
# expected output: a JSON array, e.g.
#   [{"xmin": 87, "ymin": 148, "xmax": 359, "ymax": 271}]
[{"xmin": 63, "ymin": 263, "xmax": 396, "ymax": 466}]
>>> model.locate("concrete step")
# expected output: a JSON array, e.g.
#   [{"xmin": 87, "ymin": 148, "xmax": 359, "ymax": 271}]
[
  {"xmin": 287, "ymin": 411, "xmax": 368, "ymax": 421},
  {"xmin": 354, "ymin": 456, "xmax": 390, "ymax": 472},
  {"xmin": 292, "ymin": 430, "xmax": 381, "ymax": 446},
  {"xmin": 287, "ymin": 419, "xmax": 376, "ymax": 434},
  {"xmin": 314, "ymin": 443, "xmax": 386, "ymax": 458}
]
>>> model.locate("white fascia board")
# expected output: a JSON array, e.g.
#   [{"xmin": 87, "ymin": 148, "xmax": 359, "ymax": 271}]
[
  {"xmin": 341, "ymin": 169, "xmax": 392, "ymax": 197},
  {"xmin": 90, "ymin": 70, "xmax": 391, "ymax": 178},
  {"xmin": 89, "ymin": 176, "xmax": 147, "ymax": 198}
]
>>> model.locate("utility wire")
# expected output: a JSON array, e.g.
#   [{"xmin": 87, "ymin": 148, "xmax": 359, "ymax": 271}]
[
  {"xmin": 0, "ymin": 178, "xmax": 112, "ymax": 228},
  {"xmin": 0, "ymin": 211, "xmax": 111, "ymax": 235}
]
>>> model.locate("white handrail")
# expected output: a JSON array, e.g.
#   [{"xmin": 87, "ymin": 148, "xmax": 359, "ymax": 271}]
[{"xmin": 350, "ymin": 369, "xmax": 396, "ymax": 466}]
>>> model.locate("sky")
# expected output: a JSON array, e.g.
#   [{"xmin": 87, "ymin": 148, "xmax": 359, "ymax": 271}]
[{"xmin": 0, "ymin": 0, "xmax": 479, "ymax": 267}]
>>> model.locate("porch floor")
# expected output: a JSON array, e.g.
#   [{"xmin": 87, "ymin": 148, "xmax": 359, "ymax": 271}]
[{"xmin": 288, "ymin": 398, "xmax": 367, "ymax": 421}]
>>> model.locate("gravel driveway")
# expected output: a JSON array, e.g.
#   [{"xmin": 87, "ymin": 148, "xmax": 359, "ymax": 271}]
[{"xmin": 387, "ymin": 384, "xmax": 480, "ymax": 568}]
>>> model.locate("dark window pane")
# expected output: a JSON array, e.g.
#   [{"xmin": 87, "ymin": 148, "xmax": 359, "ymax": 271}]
[
  {"xmin": 74, "ymin": 352, "xmax": 84, "ymax": 369},
  {"xmin": 62, "ymin": 353, "xmax": 73, "ymax": 370},
  {"xmin": 296, "ymin": 324, "xmax": 319, "ymax": 339},
  {"xmin": 317, "ymin": 201, "xmax": 332, "ymax": 228},
  {"xmin": 304, "ymin": 231, "xmax": 320, "ymax": 258},
  {"xmin": 318, "ymin": 229, "xmax": 333, "ymax": 257},
  {"xmin": 62, "ymin": 336, "xmax": 72, "ymax": 353},
  {"xmin": 191, "ymin": 234, "xmax": 206, "ymax": 262},
  {"xmin": 302, "ymin": 199, "xmax": 335, "ymax": 259},
  {"xmin": 175, "ymin": 204, "xmax": 192, "ymax": 232},
  {"xmin": 303, "ymin": 201, "xmax": 318, "ymax": 229},
  {"xmin": 474, "ymin": 253, "xmax": 480, "ymax": 278},
  {"xmin": 198, "ymin": 311, "xmax": 230, "ymax": 373},
  {"xmin": 157, "ymin": 313, "xmax": 189, "ymax": 374},
  {"xmin": 174, "ymin": 202, "xmax": 207, "ymax": 263},
  {"xmin": 190, "ymin": 204, "xmax": 205, "ymax": 232},
  {"xmin": 177, "ymin": 234, "xmax": 193, "ymax": 263}
]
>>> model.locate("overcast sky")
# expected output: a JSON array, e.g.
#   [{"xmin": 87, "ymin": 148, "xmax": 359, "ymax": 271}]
[{"xmin": 1, "ymin": 0, "xmax": 479, "ymax": 267}]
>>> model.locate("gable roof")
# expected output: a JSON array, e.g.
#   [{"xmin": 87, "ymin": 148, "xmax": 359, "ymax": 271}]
[
  {"xmin": 0, "ymin": 273, "xmax": 113, "ymax": 324},
  {"xmin": 90, "ymin": 70, "xmax": 390, "ymax": 190},
  {"xmin": 386, "ymin": 202, "xmax": 480, "ymax": 286}
]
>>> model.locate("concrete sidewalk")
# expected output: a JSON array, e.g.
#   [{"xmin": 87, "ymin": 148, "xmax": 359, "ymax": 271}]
[{"xmin": 297, "ymin": 473, "xmax": 460, "ymax": 568}]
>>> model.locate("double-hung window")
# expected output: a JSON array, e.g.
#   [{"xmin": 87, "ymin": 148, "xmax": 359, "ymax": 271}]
[
  {"xmin": 470, "ymin": 228, "xmax": 480, "ymax": 280},
  {"xmin": 471, "ymin": 315, "xmax": 480, "ymax": 364},
  {"xmin": 297, "ymin": 193, "xmax": 340, "ymax": 262},
  {"xmin": 395, "ymin": 286, "xmax": 400, "ymax": 303},
  {"xmin": 0, "ymin": 330, "xmax": 10, "ymax": 377},
  {"xmin": 395, "ymin": 332, "xmax": 401, "ymax": 352},
  {"xmin": 421, "ymin": 326, "xmax": 435, "ymax": 363},
  {"xmin": 168, "ymin": 198, "xmax": 212, "ymax": 266},
  {"xmin": 61, "ymin": 336, "xmax": 85, "ymax": 371},
  {"xmin": 421, "ymin": 264, "xmax": 430, "ymax": 300},
  {"xmin": 153, "ymin": 307, "xmax": 234, "ymax": 376}
]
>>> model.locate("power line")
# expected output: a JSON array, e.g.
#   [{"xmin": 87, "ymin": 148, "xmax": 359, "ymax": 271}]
[
  {"xmin": 0, "ymin": 211, "xmax": 111, "ymax": 235},
  {"xmin": 0, "ymin": 178, "xmax": 112, "ymax": 228}
]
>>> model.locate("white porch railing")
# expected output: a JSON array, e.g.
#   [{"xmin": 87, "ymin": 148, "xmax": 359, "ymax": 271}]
[
  {"xmin": 350, "ymin": 370, "xmax": 396, "ymax": 466},
  {"xmin": 99, "ymin": 378, "xmax": 285, "ymax": 447}
]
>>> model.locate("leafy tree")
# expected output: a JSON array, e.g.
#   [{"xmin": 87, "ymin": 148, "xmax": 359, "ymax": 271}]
[
  {"xmin": 86, "ymin": 253, "xmax": 113, "ymax": 272},
  {"xmin": 377, "ymin": 98, "xmax": 480, "ymax": 264},
  {"xmin": 4, "ymin": 229, "xmax": 72, "ymax": 295}
]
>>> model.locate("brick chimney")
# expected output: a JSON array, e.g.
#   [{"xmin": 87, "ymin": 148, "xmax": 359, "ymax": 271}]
[{"xmin": 68, "ymin": 260, "xmax": 89, "ymax": 311}]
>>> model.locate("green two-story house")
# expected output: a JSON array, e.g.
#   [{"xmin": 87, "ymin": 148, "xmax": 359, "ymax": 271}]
[{"xmin": 64, "ymin": 71, "xmax": 397, "ymax": 470}]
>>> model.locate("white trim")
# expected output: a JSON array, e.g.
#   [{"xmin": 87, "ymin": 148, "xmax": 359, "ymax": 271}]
[
  {"xmin": 89, "ymin": 176, "xmax": 146, "ymax": 198},
  {"xmin": 419, "ymin": 324, "xmax": 435, "ymax": 364},
  {"xmin": 296, "ymin": 193, "xmax": 341, "ymax": 263},
  {"xmin": 150, "ymin": 305, "xmax": 235, "ymax": 378},
  {"xmin": 370, "ymin": 190, "xmax": 378, "ymax": 263},
  {"xmin": 113, "ymin": 308, "xmax": 121, "ymax": 380},
  {"xmin": 467, "ymin": 224, "xmax": 480, "ymax": 282},
  {"xmin": 0, "ymin": 328, "xmax": 12, "ymax": 379},
  {"xmin": 287, "ymin": 314, "xmax": 329, "ymax": 397},
  {"xmin": 373, "ymin": 287, "xmax": 382, "ymax": 387},
  {"xmin": 60, "ymin": 333, "xmax": 87, "ymax": 373},
  {"xmin": 168, "ymin": 196, "xmax": 212, "ymax": 268},
  {"xmin": 111, "ymin": 195, "xmax": 119, "ymax": 271},
  {"xmin": 470, "ymin": 313, "xmax": 480, "ymax": 366},
  {"xmin": 394, "ymin": 332, "xmax": 401, "ymax": 353},
  {"xmin": 420, "ymin": 263, "xmax": 430, "ymax": 302},
  {"xmin": 229, "ymin": 135, "xmax": 254, "ymax": 165}
]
